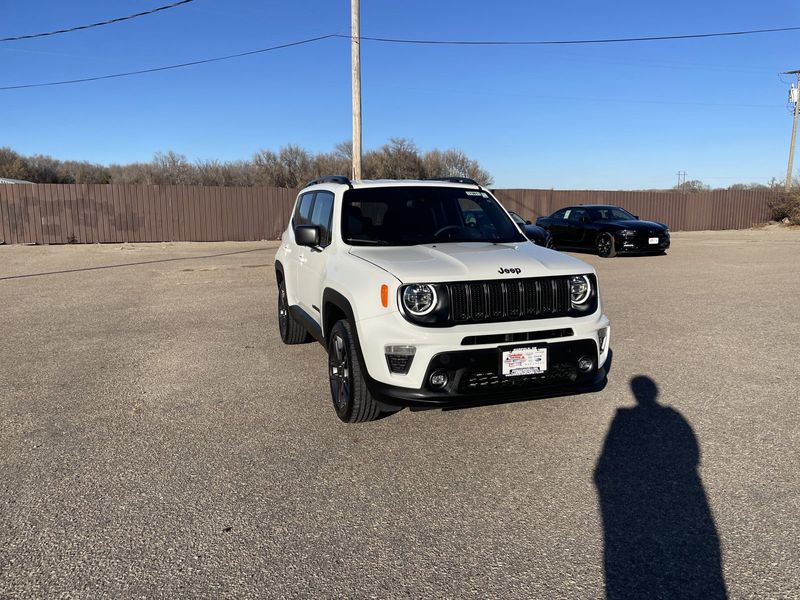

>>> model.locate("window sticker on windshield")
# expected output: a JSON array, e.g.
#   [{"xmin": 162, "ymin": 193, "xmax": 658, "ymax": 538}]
[
  {"xmin": 563, "ymin": 209, "xmax": 571, "ymax": 219},
  {"xmin": 465, "ymin": 191, "xmax": 487, "ymax": 197}
]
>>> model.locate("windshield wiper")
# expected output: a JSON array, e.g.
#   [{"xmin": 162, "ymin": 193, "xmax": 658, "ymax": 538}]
[{"xmin": 346, "ymin": 238, "xmax": 391, "ymax": 245}]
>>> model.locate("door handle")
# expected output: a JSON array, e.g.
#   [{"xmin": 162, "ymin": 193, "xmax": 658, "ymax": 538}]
[{"xmin": 298, "ymin": 253, "xmax": 308, "ymax": 264}]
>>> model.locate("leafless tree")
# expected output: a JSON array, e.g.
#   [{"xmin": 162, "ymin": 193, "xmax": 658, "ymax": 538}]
[
  {"xmin": 0, "ymin": 140, "xmax": 495, "ymax": 188},
  {"xmin": 673, "ymin": 179, "xmax": 710, "ymax": 192},
  {"xmin": 424, "ymin": 148, "xmax": 493, "ymax": 186}
]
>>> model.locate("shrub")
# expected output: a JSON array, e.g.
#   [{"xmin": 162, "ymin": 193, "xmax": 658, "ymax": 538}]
[{"xmin": 768, "ymin": 189, "xmax": 800, "ymax": 224}]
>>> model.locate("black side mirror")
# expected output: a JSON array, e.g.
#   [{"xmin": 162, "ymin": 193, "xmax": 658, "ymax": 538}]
[
  {"xmin": 525, "ymin": 220, "xmax": 532, "ymax": 225},
  {"xmin": 294, "ymin": 225, "xmax": 320, "ymax": 247},
  {"xmin": 634, "ymin": 215, "xmax": 640, "ymax": 220},
  {"xmin": 581, "ymin": 216, "xmax": 590, "ymax": 224}
]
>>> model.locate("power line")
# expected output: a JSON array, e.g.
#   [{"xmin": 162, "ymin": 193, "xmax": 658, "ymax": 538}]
[
  {"xmin": 4, "ymin": 23, "xmax": 800, "ymax": 91},
  {"xmin": 335, "ymin": 25, "xmax": 800, "ymax": 46},
  {"xmin": 0, "ymin": 35, "xmax": 336, "ymax": 90},
  {"xmin": 702, "ymin": 175, "xmax": 775, "ymax": 180},
  {"xmin": 0, "ymin": 0, "xmax": 196, "ymax": 43}
]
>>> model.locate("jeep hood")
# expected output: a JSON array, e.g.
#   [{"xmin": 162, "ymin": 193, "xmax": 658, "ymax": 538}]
[{"xmin": 349, "ymin": 242, "xmax": 593, "ymax": 283}]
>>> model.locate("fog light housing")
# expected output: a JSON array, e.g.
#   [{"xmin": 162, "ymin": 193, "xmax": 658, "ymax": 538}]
[
  {"xmin": 577, "ymin": 356, "xmax": 595, "ymax": 373},
  {"xmin": 385, "ymin": 345, "xmax": 415, "ymax": 374},
  {"xmin": 598, "ymin": 327, "xmax": 609, "ymax": 352},
  {"xmin": 429, "ymin": 369, "xmax": 449, "ymax": 389}
]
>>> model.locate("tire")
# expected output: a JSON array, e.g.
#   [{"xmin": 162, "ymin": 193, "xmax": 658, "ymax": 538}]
[
  {"xmin": 328, "ymin": 319, "xmax": 381, "ymax": 423},
  {"xmin": 277, "ymin": 280, "xmax": 310, "ymax": 344},
  {"xmin": 596, "ymin": 233, "xmax": 617, "ymax": 258}
]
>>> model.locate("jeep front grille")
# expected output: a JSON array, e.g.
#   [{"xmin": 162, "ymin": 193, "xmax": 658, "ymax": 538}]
[{"xmin": 448, "ymin": 277, "xmax": 572, "ymax": 324}]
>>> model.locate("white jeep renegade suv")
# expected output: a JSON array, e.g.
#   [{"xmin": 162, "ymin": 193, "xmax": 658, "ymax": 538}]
[{"xmin": 275, "ymin": 176, "xmax": 611, "ymax": 422}]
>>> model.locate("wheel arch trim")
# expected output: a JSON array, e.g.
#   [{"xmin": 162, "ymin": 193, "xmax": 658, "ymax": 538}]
[
  {"xmin": 322, "ymin": 288, "xmax": 357, "ymax": 344},
  {"xmin": 321, "ymin": 288, "xmax": 382, "ymax": 390}
]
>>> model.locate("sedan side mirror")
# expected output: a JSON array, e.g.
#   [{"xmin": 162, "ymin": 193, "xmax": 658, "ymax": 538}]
[
  {"xmin": 634, "ymin": 215, "xmax": 640, "ymax": 220},
  {"xmin": 294, "ymin": 225, "xmax": 320, "ymax": 247},
  {"xmin": 525, "ymin": 219, "xmax": 532, "ymax": 225}
]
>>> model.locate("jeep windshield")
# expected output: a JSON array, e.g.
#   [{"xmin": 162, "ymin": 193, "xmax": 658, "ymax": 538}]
[{"xmin": 342, "ymin": 186, "xmax": 526, "ymax": 246}]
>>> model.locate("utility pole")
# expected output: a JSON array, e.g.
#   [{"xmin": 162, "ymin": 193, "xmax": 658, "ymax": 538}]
[
  {"xmin": 783, "ymin": 69, "xmax": 800, "ymax": 191},
  {"xmin": 351, "ymin": 0, "xmax": 362, "ymax": 180},
  {"xmin": 676, "ymin": 171, "xmax": 687, "ymax": 193}
]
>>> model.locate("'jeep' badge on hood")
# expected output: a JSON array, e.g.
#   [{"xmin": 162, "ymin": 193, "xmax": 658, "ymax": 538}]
[{"xmin": 498, "ymin": 267, "xmax": 522, "ymax": 274}]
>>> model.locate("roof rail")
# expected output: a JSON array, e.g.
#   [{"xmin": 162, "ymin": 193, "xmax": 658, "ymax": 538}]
[
  {"xmin": 427, "ymin": 176, "xmax": 481, "ymax": 187},
  {"xmin": 304, "ymin": 175, "xmax": 352, "ymax": 188}
]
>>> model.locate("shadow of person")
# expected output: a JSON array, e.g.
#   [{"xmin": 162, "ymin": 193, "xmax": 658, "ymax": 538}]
[{"xmin": 594, "ymin": 376, "xmax": 727, "ymax": 599}]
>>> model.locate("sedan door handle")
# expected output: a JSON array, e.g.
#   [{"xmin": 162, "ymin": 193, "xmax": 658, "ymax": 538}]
[{"xmin": 298, "ymin": 254, "xmax": 308, "ymax": 264}]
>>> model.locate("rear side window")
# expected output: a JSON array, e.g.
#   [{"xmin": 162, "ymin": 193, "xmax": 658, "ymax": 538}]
[
  {"xmin": 569, "ymin": 208, "xmax": 588, "ymax": 222},
  {"xmin": 309, "ymin": 191, "xmax": 335, "ymax": 247},
  {"xmin": 293, "ymin": 193, "xmax": 315, "ymax": 227},
  {"xmin": 551, "ymin": 208, "xmax": 568, "ymax": 220}
]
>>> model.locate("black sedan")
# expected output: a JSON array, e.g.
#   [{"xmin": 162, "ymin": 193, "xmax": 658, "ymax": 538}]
[
  {"xmin": 508, "ymin": 211, "xmax": 554, "ymax": 248},
  {"xmin": 535, "ymin": 205, "xmax": 670, "ymax": 257}
]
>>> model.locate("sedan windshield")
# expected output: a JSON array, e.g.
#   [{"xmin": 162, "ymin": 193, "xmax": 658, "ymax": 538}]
[
  {"xmin": 342, "ymin": 187, "xmax": 526, "ymax": 246},
  {"xmin": 589, "ymin": 206, "xmax": 636, "ymax": 221},
  {"xmin": 508, "ymin": 211, "xmax": 526, "ymax": 225}
]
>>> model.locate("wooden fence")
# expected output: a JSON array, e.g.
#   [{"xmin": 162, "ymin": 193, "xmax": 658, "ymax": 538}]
[{"xmin": 0, "ymin": 184, "xmax": 773, "ymax": 245}]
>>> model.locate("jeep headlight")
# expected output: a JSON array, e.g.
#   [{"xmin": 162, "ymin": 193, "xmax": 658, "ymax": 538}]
[
  {"xmin": 402, "ymin": 284, "xmax": 437, "ymax": 315},
  {"xmin": 569, "ymin": 275, "xmax": 591, "ymax": 305}
]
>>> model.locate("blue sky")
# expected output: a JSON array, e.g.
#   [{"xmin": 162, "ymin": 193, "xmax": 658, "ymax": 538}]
[{"xmin": 1, "ymin": 0, "xmax": 798, "ymax": 189}]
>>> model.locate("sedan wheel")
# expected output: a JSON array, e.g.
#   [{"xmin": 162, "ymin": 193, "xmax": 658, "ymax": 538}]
[{"xmin": 596, "ymin": 233, "xmax": 617, "ymax": 258}]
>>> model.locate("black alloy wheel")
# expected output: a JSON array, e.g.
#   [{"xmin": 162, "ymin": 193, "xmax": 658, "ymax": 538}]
[
  {"xmin": 597, "ymin": 233, "xmax": 617, "ymax": 258},
  {"xmin": 327, "ymin": 320, "xmax": 382, "ymax": 422},
  {"xmin": 277, "ymin": 281, "xmax": 309, "ymax": 344},
  {"xmin": 278, "ymin": 285, "xmax": 288, "ymax": 337},
  {"xmin": 329, "ymin": 330, "xmax": 351, "ymax": 413}
]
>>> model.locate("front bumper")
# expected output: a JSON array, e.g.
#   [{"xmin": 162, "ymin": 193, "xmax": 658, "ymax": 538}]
[
  {"xmin": 615, "ymin": 232, "xmax": 670, "ymax": 254},
  {"xmin": 369, "ymin": 342, "xmax": 608, "ymax": 408},
  {"xmin": 355, "ymin": 310, "xmax": 610, "ymax": 406}
]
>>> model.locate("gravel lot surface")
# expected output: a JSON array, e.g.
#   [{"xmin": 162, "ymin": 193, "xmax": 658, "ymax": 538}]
[{"xmin": 1, "ymin": 229, "xmax": 799, "ymax": 599}]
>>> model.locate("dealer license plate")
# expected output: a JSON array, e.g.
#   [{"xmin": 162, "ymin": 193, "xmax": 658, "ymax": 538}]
[
  {"xmin": 501, "ymin": 346, "xmax": 548, "ymax": 377},
  {"xmin": 648, "ymin": 237, "xmax": 659, "ymax": 244}
]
